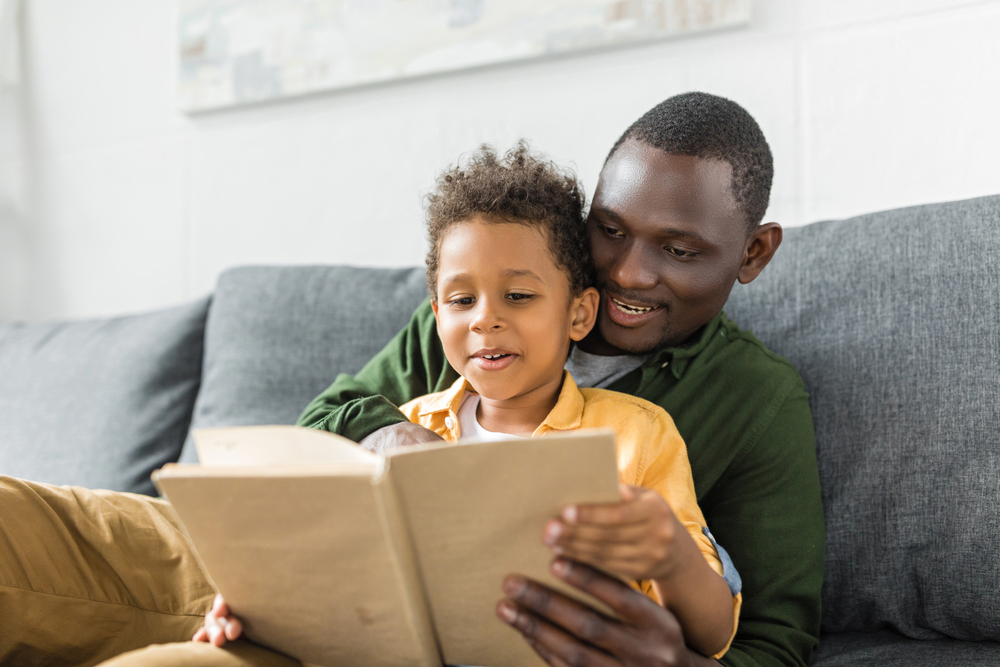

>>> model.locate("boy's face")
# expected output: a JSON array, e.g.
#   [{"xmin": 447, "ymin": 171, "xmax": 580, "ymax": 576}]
[
  {"xmin": 584, "ymin": 139, "xmax": 765, "ymax": 355},
  {"xmin": 432, "ymin": 218, "xmax": 598, "ymax": 403}
]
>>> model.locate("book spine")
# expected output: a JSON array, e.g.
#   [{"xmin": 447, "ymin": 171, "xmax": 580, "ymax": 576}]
[{"xmin": 373, "ymin": 467, "xmax": 443, "ymax": 667}]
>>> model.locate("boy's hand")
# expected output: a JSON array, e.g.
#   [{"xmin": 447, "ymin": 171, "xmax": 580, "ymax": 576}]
[
  {"xmin": 542, "ymin": 484, "xmax": 696, "ymax": 583},
  {"xmin": 192, "ymin": 594, "xmax": 243, "ymax": 647}
]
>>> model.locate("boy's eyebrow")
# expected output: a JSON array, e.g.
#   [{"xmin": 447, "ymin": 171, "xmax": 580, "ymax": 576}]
[
  {"xmin": 591, "ymin": 205, "xmax": 710, "ymax": 243},
  {"xmin": 502, "ymin": 268, "xmax": 543, "ymax": 280},
  {"xmin": 439, "ymin": 269, "xmax": 544, "ymax": 284}
]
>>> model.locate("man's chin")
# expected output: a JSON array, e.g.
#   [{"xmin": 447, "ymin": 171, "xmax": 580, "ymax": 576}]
[{"xmin": 598, "ymin": 318, "xmax": 670, "ymax": 356}]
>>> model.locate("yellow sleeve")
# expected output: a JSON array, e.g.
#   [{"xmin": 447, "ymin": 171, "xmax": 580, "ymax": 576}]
[{"xmin": 619, "ymin": 405, "xmax": 741, "ymax": 658}]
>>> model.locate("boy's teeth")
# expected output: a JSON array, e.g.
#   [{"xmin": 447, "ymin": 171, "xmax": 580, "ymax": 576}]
[{"xmin": 613, "ymin": 298, "xmax": 654, "ymax": 314}]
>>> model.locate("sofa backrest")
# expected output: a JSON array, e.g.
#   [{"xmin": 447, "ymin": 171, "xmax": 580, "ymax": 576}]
[
  {"xmin": 723, "ymin": 194, "xmax": 1000, "ymax": 642},
  {"xmin": 0, "ymin": 298, "xmax": 209, "ymax": 496},
  {"xmin": 180, "ymin": 265, "xmax": 428, "ymax": 461}
]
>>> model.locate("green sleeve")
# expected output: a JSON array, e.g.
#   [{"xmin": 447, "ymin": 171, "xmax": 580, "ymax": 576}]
[
  {"xmin": 296, "ymin": 299, "xmax": 460, "ymax": 443},
  {"xmin": 712, "ymin": 388, "xmax": 825, "ymax": 667}
]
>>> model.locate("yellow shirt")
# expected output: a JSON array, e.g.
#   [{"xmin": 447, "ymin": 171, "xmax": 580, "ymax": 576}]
[{"xmin": 399, "ymin": 371, "xmax": 740, "ymax": 656}]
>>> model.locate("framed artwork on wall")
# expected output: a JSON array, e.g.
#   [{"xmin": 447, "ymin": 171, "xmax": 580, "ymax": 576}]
[{"xmin": 178, "ymin": 0, "xmax": 751, "ymax": 111}]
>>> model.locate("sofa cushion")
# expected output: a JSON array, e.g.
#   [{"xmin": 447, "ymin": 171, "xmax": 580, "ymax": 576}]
[
  {"xmin": 723, "ymin": 195, "xmax": 1000, "ymax": 641},
  {"xmin": 0, "ymin": 298, "xmax": 209, "ymax": 495},
  {"xmin": 812, "ymin": 631, "xmax": 1000, "ymax": 666},
  {"xmin": 181, "ymin": 266, "xmax": 427, "ymax": 462}
]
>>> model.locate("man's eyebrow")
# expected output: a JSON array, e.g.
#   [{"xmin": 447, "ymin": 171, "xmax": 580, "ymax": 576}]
[{"xmin": 591, "ymin": 205, "xmax": 710, "ymax": 243}]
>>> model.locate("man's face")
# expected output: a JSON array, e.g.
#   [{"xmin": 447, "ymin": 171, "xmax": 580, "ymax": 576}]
[{"xmin": 584, "ymin": 139, "xmax": 751, "ymax": 355}]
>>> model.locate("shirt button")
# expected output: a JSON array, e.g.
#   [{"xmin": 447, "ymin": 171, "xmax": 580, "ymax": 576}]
[
  {"xmin": 445, "ymin": 416, "xmax": 455, "ymax": 429},
  {"xmin": 661, "ymin": 361, "xmax": 670, "ymax": 368}
]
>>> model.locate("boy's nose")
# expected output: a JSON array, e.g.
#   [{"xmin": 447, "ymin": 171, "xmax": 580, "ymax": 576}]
[{"xmin": 470, "ymin": 301, "xmax": 503, "ymax": 332}]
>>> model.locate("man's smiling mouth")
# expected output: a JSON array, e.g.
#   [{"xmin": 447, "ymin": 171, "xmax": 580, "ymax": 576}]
[{"xmin": 611, "ymin": 296, "xmax": 661, "ymax": 315}]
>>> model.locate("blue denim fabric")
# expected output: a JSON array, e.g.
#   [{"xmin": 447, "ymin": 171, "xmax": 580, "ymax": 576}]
[{"xmin": 702, "ymin": 526, "xmax": 742, "ymax": 596}]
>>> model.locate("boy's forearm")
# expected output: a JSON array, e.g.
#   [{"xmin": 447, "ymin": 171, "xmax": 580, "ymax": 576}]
[{"xmin": 653, "ymin": 547, "xmax": 735, "ymax": 659}]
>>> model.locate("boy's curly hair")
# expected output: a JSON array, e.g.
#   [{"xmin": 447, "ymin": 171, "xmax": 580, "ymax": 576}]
[{"xmin": 425, "ymin": 142, "xmax": 592, "ymax": 301}]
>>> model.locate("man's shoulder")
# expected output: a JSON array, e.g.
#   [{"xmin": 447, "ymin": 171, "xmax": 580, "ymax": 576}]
[{"xmin": 707, "ymin": 311, "xmax": 807, "ymax": 396}]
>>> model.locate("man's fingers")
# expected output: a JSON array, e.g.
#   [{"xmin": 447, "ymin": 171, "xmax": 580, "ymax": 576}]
[
  {"xmin": 192, "ymin": 627, "xmax": 209, "ymax": 643},
  {"xmin": 497, "ymin": 599, "xmax": 622, "ymax": 667},
  {"xmin": 500, "ymin": 574, "xmax": 634, "ymax": 656},
  {"xmin": 550, "ymin": 559, "xmax": 663, "ymax": 626}
]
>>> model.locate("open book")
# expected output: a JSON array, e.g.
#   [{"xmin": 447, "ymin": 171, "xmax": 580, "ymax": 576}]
[{"xmin": 153, "ymin": 425, "xmax": 619, "ymax": 667}]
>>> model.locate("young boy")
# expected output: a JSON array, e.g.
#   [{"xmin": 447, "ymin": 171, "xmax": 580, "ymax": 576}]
[{"xmin": 199, "ymin": 143, "xmax": 740, "ymax": 660}]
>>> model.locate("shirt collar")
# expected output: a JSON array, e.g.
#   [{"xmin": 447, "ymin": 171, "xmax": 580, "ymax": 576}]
[
  {"xmin": 646, "ymin": 312, "xmax": 725, "ymax": 379},
  {"xmin": 415, "ymin": 371, "xmax": 586, "ymax": 433},
  {"xmin": 416, "ymin": 376, "xmax": 473, "ymax": 417},
  {"xmin": 538, "ymin": 371, "xmax": 585, "ymax": 432}
]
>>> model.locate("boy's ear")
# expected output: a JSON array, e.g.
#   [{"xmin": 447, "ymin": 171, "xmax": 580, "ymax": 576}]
[
  {"xmin": 569, "ymin": 287, "xmax": 600, "ymax": 342},
  {"xmin": 431, "ymin": 300, "xmax": 441, "ymax": 336}
]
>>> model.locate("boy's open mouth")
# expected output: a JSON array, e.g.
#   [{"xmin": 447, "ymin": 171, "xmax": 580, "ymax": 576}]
[{"xmin": 472, "ymin": 349, "xmax": 517, "ymax": 370}]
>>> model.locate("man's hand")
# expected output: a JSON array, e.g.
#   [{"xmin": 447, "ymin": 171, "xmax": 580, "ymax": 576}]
[
  {"xmin": 357, "ymin": 421, "xmax": 444, "ymax": 454},
  {"xmin": 193, "ymin": 594, "xmax": 243, "ymax": 647},
  {"xmin": 496, "ymin": 559, "xmax": 718, "ymax": 667},
  {"xmin": 542, "ymin": 485, "xmax": 695, "ymax": 582}
]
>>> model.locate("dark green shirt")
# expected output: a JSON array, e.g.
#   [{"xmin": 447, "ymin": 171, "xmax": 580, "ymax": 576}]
[{"xmin": 298, "ymin": 300, "xmax": 824, "ymax": 667}]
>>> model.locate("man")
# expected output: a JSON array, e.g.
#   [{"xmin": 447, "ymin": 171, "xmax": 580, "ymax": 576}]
[{"xmin": 297, "ymin": 92, "xmax": 824, "ymax": 667}]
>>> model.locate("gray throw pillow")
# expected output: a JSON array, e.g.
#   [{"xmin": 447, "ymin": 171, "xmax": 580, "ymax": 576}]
[
  {"xmin": 0, "ymin": 298, "xmax": 209, "ymax": 495},
  {"xmin": 724, "ymin": 195, "xmax": 1000, "ymax": 641},
  {"xmin": 181, "ymin": 266, "xmax": 427, "ymax": 462}
]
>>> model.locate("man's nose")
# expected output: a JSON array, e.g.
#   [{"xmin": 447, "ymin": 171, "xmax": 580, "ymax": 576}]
[
  {"xmin": 470, "ymin": 299, "xmax": 504, "ymax": 332},
  {"xmin": 609, "ymin": 242, "xmax": 659, "ymax": 291}
]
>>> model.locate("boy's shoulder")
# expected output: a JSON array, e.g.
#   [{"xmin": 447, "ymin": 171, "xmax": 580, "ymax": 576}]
[{"xmin": 578, "ymin": 387, "xmax": 675, "ymax": 430}]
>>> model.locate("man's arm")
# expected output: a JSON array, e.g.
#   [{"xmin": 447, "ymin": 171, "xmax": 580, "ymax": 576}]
[
  {"xmin": 698, "ymin": 390, "xmax": 825, "ymax": 667},
  {"xmin": 296, "ymin": 299, "xmax": 459, "ymax": 443}
]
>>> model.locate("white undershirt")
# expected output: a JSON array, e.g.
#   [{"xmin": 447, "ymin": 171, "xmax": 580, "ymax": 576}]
[{"xmin": 456, "ymin": 393, "xmax": 527, "ymax": 441}]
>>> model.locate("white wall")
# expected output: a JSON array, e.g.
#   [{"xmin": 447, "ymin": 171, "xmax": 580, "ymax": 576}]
[{"xmin": 1, "ymin": 0, "xmax": 999, "ymax": 321}]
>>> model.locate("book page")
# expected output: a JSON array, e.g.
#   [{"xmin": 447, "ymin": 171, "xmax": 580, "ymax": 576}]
[
  {"xmin": 385, "ymin": 429, "xmax": 620, "ymax": 667},
  {"xmin": 155, "ymin": 467, "xmax": 439, "ymax": 667},
  {"xmin": 193, "ymin": 425, "xmax": 377, "ymax": 467}
]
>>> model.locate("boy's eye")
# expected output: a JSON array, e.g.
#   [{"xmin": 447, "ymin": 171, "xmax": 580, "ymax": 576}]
[
  {"xmin": 665, "ymin": 246, "xmax": 696, "ymax": 259},
  {"xmin": 448, "ymin": 296, "xmax": 475, "ymax": 307},
  {"xmin": 506, "ymin": 293, "xmax": 534, "ymax": 302}
]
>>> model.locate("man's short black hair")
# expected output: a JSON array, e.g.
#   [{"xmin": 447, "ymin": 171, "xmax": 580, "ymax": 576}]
[{"xmin": 608, "ymin": 92, "xmax": 773, "ymax": 233}]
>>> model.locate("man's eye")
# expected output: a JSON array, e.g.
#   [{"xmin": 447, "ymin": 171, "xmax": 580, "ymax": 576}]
[
  {"xmin": 506, "ymin": 293, "xmax": 533, "ymax": 302},
  {"xmin": 602, "ymin": 225, "xmax": 625, "ymax": 239},
  {"xmin": 664, "ymin": 247, "xmax": 696, "ymax": 258}
]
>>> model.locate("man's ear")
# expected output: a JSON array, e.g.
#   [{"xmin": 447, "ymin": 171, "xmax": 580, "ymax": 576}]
[
  {"xmin": 738, "ymin": 222, "xmax": 782, "ymax": 285},
  {"xmin": 569, "ymin": 287, "xmax": 600, "ymax": 342}
]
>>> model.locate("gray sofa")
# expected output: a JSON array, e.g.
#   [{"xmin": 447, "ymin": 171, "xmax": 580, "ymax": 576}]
[{"xmin": 1, "ymin": 195, "xmax": 998, "ymax": 665}]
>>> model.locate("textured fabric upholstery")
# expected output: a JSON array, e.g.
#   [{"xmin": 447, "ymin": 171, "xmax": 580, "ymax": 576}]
[
  {"xmin": 0, "ymin": 298, "xmax": 209, "ymax": 495},
  {"xmin": 812, "ymin": 631, "xmax": 1000, "ymax": 666},
  {"xmin": 723, "ymin": 195, "xmax": 1000, "ymax": 642},
  {"xmin": 181, "ymin": 266, "xmax": 427, "ymax": 461}
]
